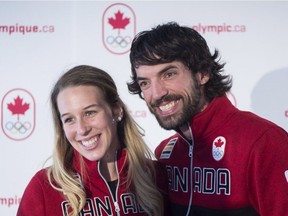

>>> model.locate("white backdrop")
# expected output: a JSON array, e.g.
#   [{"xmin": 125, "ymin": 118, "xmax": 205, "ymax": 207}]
[{"xmin": 1, "ymin": 1, "xmax": 288, "ymax": 215}]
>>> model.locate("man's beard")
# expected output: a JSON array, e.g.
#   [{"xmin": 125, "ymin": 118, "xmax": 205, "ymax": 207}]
[{"xmin": 148, "ymin": 85, "xmax": 202, "ymax": 130}]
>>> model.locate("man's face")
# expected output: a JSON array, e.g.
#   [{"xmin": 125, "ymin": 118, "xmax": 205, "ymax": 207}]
[{"xmin": 135, "ymin": 61, "xmax": 207, "ymax": 130}]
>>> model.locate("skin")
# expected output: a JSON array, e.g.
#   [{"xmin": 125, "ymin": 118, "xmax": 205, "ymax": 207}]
[
  {"xmin": 57, "ymin": 85, "xmax": 122, "ymax": 181},
  {"xmin": 135, "ymin": 61, "xmax": 209, "ymax": 137}
]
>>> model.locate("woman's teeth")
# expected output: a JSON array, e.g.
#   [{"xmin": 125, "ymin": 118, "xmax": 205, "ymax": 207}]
[{"xmin": 82, "ymin": 136, "xmax": 98, "ymax": 147}]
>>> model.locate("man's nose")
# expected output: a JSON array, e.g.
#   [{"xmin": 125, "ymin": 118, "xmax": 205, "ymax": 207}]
[{"xmin": 150, "ymin": 81, "xmax": 168, "ymax": 101}]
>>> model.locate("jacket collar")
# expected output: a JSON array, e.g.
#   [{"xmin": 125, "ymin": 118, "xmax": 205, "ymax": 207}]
[
  {"xmin": 176, "ymin": 96, "xmax": 237, "ymax": 141},
  {"xmin": 72, "ymin": 148, "xmax": 127, "ymax": 178}
]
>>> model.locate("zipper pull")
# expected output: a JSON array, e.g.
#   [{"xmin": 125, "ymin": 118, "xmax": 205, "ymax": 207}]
[
  {"xmin": 189, "ymin": 145, "xmax": 193, "ymax": 157},
  {"xmin": 114, "ymin": 201, "xmax": 120, "ymax": 213}
]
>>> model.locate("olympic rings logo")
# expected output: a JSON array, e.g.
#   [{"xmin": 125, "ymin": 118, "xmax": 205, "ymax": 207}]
[
  {"xmin": 106, "ymin": 35, "xmax": 132, "ymax": 48},
  {"xmin": 213, "ymin": 150, "xmax": 224, "ymax": 158},
  {"xmin": 5, "ymin": 121, "xmax": 31, "ymax": 134}
]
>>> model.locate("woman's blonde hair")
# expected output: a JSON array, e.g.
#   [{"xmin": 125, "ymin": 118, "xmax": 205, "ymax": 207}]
[{"xmin": 47, "ymin": 65, "xmax": 163, "ymax": 216}]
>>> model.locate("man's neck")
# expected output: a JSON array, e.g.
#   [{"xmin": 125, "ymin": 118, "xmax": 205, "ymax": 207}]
[{"xmin": 179, "ymin": 123, "xmax": 192, "ymax": 140}]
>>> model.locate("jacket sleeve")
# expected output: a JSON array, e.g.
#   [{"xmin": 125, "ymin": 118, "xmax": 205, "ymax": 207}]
[
  {"xmin": 17, "ymin": 170, "xmax": 47, "ymax": 216},
  {"xmin": 248, "ymin": 127, "xmax": 288, "ymax": 216}
]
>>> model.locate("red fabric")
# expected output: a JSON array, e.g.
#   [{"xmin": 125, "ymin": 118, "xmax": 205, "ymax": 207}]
[
  {"xmin": 17, "ymin": 149, "xmax": 170, "ymax": 216},
  {"xmin": 155, "ymin": 96, "xmax": 288, "ymax": 215}
]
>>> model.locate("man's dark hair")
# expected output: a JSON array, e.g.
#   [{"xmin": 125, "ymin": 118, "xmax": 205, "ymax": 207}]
[{"xmin": 127, "ymin": 22, "xmax": 232, "ymax": 101}]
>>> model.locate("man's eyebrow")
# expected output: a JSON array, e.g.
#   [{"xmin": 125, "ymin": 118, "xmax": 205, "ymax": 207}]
[
  {"xmin": 136, "ymin": 65, "xmax": 178, "ymax": 82},
  {"xmin": 136, "ymin": 76, "xmax": 147, "ymax": 82}
]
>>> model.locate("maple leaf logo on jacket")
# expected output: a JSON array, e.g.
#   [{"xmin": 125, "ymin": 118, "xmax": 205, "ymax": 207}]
[
  {"xmin": 1, "ymin": 88, "xmax": 35, "ymax": 141},
  {"xmin": 212, "ymin": 136, "xmax": 226, "ymax": 161},
  {"xmin": 102, "ymin": 3, "xmax": 136, "ymax": 55}
]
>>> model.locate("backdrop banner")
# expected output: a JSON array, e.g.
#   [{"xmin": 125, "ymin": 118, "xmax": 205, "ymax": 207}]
[{"xmin": 1, "ymin": 1, "xmax": 287, "ymax": 215}]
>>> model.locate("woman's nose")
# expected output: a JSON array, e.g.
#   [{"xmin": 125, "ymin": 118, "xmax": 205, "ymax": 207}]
[{"xmin": 77, "ymin": 119, "xmax": 91, "ymax": 135}]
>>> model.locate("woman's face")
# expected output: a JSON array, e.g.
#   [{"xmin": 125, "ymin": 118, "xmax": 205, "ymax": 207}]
[{"xmin": 57, "ymin": 85, "xmax": 120, "ymax": 162}]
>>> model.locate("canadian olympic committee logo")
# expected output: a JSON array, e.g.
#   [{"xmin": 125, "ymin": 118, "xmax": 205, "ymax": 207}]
[
  {"xmin": 212, "ymin": 136, "xmax": 226, "ymax": 161},
  {"xmin": 1, "ymin": 88, "xmax": 35, "ymax": 141},
  {"xmin": 102, "ymin": 3, "xmax": 136, "ymax": 55}
]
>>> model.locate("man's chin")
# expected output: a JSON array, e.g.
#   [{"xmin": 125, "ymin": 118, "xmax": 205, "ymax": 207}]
[
  {"xmin": 159, "ymin": 122, "xmax": 177, "ymax": 130},
  {"xmin": 156, "ymin": 117, "xmax": 178, "ymax": 130}
]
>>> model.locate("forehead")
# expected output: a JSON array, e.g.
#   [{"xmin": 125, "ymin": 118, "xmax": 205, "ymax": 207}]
[
  {"xmin": 57, "ymin": 85, "xmax": 105, "ymax": 109},
  {"xmin": 58, "ymin": 85, "xmax": 102, "ymax": 98}
]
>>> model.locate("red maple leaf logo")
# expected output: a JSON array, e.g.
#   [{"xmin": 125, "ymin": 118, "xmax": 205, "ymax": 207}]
[
  {"xmin": 7, "ymin": 95, "xmax": 30, "ymax": 120},
  {"xmin": 108, "ymin": 10, "xmax": 130, "ymax": 34},
  {"xmin": 214, "ymin": 138, "xmax": 224, "ymax": 148}
]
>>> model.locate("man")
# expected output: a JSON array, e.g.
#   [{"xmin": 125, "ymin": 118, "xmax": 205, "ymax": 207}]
[{"xmin": 127, "ymin": 22, "xmax": 288, "ymax": 216}]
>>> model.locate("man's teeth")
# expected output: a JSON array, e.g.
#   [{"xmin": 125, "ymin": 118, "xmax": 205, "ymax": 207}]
[
  {"xmin": 159, "ymin": 101, "xmax": 176, "ymax": 111},
  {"xmin": 82, "ymin": 137, "xmax": 98, "ymax": 147}
]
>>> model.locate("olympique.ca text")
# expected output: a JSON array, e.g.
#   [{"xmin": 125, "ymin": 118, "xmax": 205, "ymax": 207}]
[{"xmin": 0, "ymin": 23, "xmax": 55, "ymax": 35}]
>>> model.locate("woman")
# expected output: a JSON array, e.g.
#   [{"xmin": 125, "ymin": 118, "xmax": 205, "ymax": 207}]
[{"xmin": 17, "ymin": 65, "xmax": 168, "ymax": 216}]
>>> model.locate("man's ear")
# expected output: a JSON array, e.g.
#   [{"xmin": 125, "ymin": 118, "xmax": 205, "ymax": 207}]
[{"xmin": 196, "ymin": 71, "xmax": 209, "ymax": 85}]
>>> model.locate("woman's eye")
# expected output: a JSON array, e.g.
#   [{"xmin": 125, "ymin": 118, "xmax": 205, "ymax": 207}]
[
  {"xmin": 85, "ymin": 110, "xmax": 96, "ymax": 117},
  {"xmin": 63, "ymin": 117, "xmax": 73, "ymax": 124}
]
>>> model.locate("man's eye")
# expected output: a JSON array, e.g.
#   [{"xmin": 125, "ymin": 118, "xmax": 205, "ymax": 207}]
[
  {"xmin": 138, "ymin": 81, "xmax": 149, "ymax": 89},
  {"xmin": 139, "ymin": 81, "xmax": 146, "ymax": 87},
  {"xmin": 164, "ymin": 71, "xmax": 176, "ymax": 78}
]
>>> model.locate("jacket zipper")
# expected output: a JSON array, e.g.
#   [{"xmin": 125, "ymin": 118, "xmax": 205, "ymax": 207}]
[
  {"xmin": 98, "ymin": 151, "xmax": 121, "ymax": 216},
  {"xmin": 113, "ymin": 151, "xmax": 121, "ymax": 215},
  {"xmin": 177, "ymin": 123, "xmax": 194, "ymax": 216}
]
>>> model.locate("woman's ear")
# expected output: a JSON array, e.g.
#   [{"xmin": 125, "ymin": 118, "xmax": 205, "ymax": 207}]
[
  {"xmin": 112, "ymin": 103, "xmax": 123, "ymax": 122},
  {"xmin": 117, "ymin": 107, "xmax": 123, "ymax": 122}
]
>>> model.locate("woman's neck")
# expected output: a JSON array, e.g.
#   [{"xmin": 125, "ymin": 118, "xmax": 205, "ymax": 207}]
[{"xmin": 100, "ymin": 160, "xmax": 118, "ymax": 182}]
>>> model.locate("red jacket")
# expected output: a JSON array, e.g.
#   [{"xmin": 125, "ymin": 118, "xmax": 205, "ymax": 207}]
[
  {"xmin": 155, "ymin": 96, "xmax": 288, "ymax": 216},
  {"xmin": 17, "ymin": 149, "xmax": 169, "ymax": 216}
]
